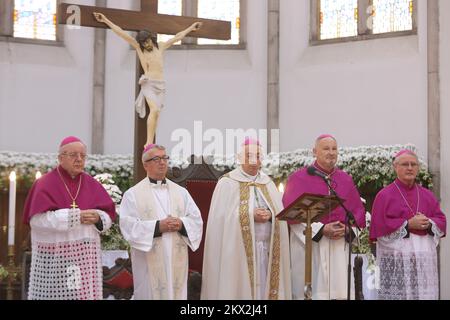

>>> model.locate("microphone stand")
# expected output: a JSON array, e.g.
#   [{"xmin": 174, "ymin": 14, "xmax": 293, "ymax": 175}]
[{"xmin": 322, "ymin": 177, "xmax": 360, "ymax": 301}]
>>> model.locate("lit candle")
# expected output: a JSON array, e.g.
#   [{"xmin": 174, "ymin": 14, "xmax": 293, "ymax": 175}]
[
  {"xmin": 8, "ymin": 171, "xmax": 16, "ymax": 246},
  {"xmin": 278, "ymin": 182, "xmax": 285, "ymax": 193},
  {"xmin": 35, "ymin": 171, "xmax": 42, "ymax": 180}
]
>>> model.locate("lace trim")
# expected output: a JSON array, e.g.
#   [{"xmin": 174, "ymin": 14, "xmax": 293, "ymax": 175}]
[
  {"xmin": 68, "ymin": 209, "xmax": 81, "ymax": 229},
  {"xmin": 28, "ymin": 238, "xmax": 103, "ymax": 300},
  {"xmin": 430, "ymin": 220, "xmax": 444, "ymax": 245},
  {"xmin": 379, "ymin": 221, "xmax": 408, "ymax": 242},
  {"xmin": 97, "ymin": 211, "xmax": 108, "ymax": 234},
  {"xmin": 377, "ymin": 248, "xmax": 439, "ymax": 300}
]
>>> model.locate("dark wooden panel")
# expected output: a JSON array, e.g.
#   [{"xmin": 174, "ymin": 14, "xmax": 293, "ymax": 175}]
[
  {"xmin": 58, "ymin": 4, "xmax": 231, "ymax": 40},
  {"xmin": 141, "ymin": 0, "xmax": 158, "ymax": 13}
]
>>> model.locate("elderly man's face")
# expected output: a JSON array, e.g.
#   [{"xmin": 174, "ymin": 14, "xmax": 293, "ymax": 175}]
[
  {"xmin": 394, "ymin": 154, "xmax": 419, "ymax": 186},
  {"xmin": 241, "ymin": 145, "xmax": 262, "ymax": 176},
  {"xmin": 58, "ymin": 142, "xmax": 87, "ymax": 177},
  {"xmin": 313, "ymin": 137, "xmax": 338, "ymax": 171},
  {"xmin": 143, "ymin": 148, "xmax": 169, "ymax": 180}
]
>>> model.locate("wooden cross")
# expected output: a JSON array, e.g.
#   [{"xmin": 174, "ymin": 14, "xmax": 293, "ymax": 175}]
[{"xmin": 58, "ymin": 0, "xmax": 231, "ymax": 182}]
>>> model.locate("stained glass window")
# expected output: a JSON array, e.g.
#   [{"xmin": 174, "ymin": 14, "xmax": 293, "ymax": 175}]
[
  {"xmin": 197, "ymin": 0, "xmax": 240, "ymax": 45},
  {"xmin": 158, "ymin": 0, "xmax": 183, "ymax": 43},
  {"xmin": 13, "ymin": 0, "xmax": 57, "ymax": 41},
  {"xmin": 320, "ymin": 0, "xmax": 358, "ymax": 40},
  {"xmin": 372, "ymin": 0, "xmax": 413, "ymax": 34}
]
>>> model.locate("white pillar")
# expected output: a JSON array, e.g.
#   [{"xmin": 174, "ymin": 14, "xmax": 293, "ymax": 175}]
[{"xmin": 438, "ymin": 0, "xmax": 450, "ymax": 300}]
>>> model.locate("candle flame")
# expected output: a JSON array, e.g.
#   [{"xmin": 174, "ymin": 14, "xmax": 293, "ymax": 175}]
[
  {"xmin": 278, "ymin": 182, "xmax": 284, "ymax": 193},
  {"xmin": 36, "ymin": 171, "xmax": 42, "ymax": 180},
  {"xmin": 9, "ymin": 171, "xmax": 16, "ymax": 182}
]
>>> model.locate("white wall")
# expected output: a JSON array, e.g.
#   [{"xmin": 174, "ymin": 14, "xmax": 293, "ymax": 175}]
[
  {"xmin": 2, "ymin": 0, "xmax": 430, "ymax": 156},
  {"xmin": 439, "ymin": 0, "xmax": 450, "ymax": 300},
  {"xmin": 0, "ymin": 0, "xmax": 95, "ymax": 153},
  {"xmin": 279, "ymin": 0, "xmax": 428, "ymax": 156}
]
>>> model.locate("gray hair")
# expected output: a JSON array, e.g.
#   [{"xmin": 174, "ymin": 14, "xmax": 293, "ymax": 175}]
[
  {"xmin": 142, "ymin": 145, "xmax": 166, "ymax": 162},
  {"xmin": 393, "ymin": 152, "xmax": 419, "ymax": 166}
]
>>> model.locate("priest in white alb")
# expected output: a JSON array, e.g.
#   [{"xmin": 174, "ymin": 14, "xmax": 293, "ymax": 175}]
[
  {"xmin": 201, "ymin": 138, "xmax": 291, "ymax": 300},
  {"xmin": 119, "ymin": 144, "xmax": 203, "ymax": 300}
]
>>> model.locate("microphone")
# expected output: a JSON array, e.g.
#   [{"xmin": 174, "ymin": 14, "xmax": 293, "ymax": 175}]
[{"xmin": 307, "ymin": 166, "xmax": 330, "ymax": 182}]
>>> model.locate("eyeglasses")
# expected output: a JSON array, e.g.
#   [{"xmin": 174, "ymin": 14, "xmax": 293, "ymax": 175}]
[
  {"xmin": 62, "ymin": 152, "xmax": 87, "ymax": 160},
  {"xmin": 398, "ymin": 162, "xmax": 418, "ymax": 168},
  {"xmin": 146, "ymin": 155, "xmax": 170, "ymax": 163}
]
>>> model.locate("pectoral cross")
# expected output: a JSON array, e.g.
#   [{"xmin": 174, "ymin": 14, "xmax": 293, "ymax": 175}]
[{"xmin": 71, "ymin": 201, "xmax": 79, "ymax": 209}]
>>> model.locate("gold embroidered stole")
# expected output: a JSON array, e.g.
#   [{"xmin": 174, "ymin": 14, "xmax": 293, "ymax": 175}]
[
  {"xmin": 225, "ymin": 173, "xmax": 281, "ymax": 300},
  {"xmin": 134, "ymin": 178, "xmax": 188, "ymax": 299}
]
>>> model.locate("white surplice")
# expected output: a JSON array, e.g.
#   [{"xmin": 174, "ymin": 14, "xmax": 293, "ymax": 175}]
[
  {"xmin": 28, "ymin": 209, "xmax": 112, "ymax": 300},
  {"xmin": 119, "ymin": 178, "xmax": 202, "ymax": 300},
  {"xmin": 376, "ymin": 221, "xmax": 444, "ymax": 300}
]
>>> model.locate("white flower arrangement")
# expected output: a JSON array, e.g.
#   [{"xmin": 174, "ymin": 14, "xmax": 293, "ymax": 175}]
[
  {"xmin": 93, "ymin": 173, "xmax": 129, "ymax": 251},
  {"xmin": 94, "ymin": 173, "xmax": 123, "ymax": 205},
  {"xmin": 0, "ymin": 144, "xmax": 433, "ymax": 251},
  {"xmin": 0, "ymin": 151, "xmax": 134, "ymax": 191}
]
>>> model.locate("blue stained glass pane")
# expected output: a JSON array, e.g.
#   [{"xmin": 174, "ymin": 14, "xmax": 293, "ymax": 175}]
[
  {"xmin": 320, "ymin": 0, "xmax": 358, "ymax": 40},
  {"xmin": 372, "ymin": 0, "xmax": 413, "ymax": 34},
  {"xmin": 14, "ymin": 0, "xmax": 57, "ymax": 40},
  {"xmin": 197, "ymin": 0, "xmax": 240, "ymax": 45}
]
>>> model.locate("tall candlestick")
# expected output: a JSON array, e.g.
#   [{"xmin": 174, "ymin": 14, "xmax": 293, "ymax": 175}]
[{"xmin": 8, "ymin": 171, "xmax": 16, "ymax": 246}]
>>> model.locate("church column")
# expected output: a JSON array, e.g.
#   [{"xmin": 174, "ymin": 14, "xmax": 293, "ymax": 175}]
[
  {"xmin": 0, "ymin": 0, "xmax": 13, "ymax": 36},
  {"xmin": 428, "ymin": 0, "xmax": 440, "ymax": 198},
  {"xmin": 438, "ymin": 0, "xmax": 450, "ymax": 301},
  {"xmin": 428, "ymin": 0, "xmax": 445, "ymax": 299},
  {"xmin": 91, "ymin": 0, "xmax": 107, "ymax": 154},
  {"xmin": 267, "ymin": 0, "xmax": 280, "ymax": 153}
]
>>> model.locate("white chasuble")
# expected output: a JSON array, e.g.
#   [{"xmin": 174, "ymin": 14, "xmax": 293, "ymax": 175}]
[{"xmin": 201, "ymin": 168, "xmax": 291, "ymax": 300}]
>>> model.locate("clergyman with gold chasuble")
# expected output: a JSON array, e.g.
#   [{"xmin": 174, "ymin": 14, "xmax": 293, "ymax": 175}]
[
  {"xmin": 201, "ymin": 138, "xmax": 292, "ymax": 300},
  {"xmin": 22, "ymin": 136, "xmax": 116, "ymax": 300}
]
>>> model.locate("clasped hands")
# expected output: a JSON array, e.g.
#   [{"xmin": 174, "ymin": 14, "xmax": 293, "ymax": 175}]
[
  {"xmin": 323, "ymin": 221, "xmax": 346, "ymax": 240},
  {"xmin": 254, "ymin": 208, "xmax": 272, "ymax": 223},
  {"xmin": 80, "ymin": 209, "xmax": 100, "ymax": 225},
  {"xmin": 160, "ymin": 216, "xmax": 183, "ymax": 233},
  {"xmin": 408, "ymin": 213, "xmax": 431, "ymax": 231}
]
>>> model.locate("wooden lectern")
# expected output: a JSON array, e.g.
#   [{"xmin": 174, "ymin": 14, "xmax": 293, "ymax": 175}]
[{"xmin": 277, "ymin": 193, "xmax": 340, "ymax": 300}]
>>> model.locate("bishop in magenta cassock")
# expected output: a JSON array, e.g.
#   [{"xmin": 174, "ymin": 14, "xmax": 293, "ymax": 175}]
[
  {"xmin": 282, "ymin": 134, "xmax": 366, "ymax": 300},
  {"xmin": 23, "ymin": 136, "xmax": 116, "ymax": 300},
  {"xmin": 369, "ymin": 149, "xmax": 446, "ymax": 300}
]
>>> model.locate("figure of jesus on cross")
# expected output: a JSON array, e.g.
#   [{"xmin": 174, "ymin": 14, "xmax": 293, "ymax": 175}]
[{"xmin": 93, "ymin": 12, "xmax": 202, "ymax": 148}]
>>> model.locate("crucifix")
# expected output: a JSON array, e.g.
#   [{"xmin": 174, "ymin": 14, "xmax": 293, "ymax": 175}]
[{"xmin": 57, "ymin": 0, "xmax": 231, "ymax": 182}]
